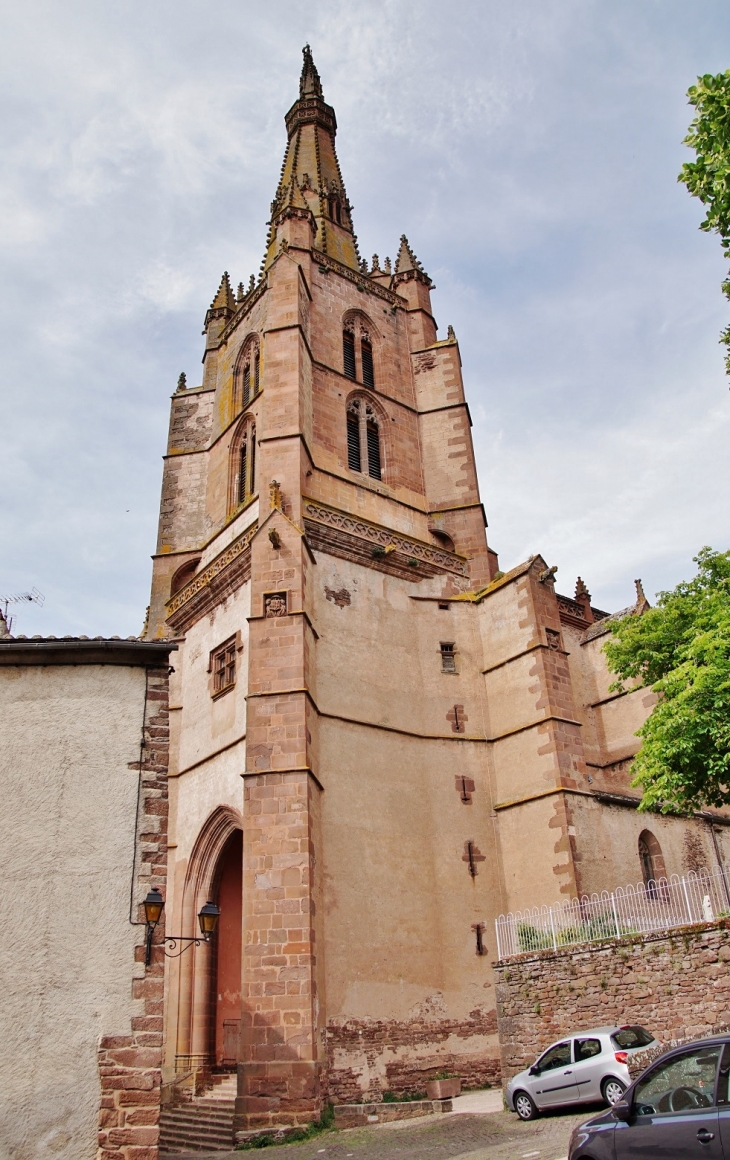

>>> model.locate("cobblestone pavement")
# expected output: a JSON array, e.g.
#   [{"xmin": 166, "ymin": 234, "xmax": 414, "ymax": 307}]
[{"xmin": 161, "ymin": 1107, "xmax": 595, "ymax": 1160}]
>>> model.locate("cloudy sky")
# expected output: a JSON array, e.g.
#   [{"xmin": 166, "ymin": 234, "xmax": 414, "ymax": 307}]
[{"xmin": 1, "ymin": 0, "xmax": 729, "ymax": 637}]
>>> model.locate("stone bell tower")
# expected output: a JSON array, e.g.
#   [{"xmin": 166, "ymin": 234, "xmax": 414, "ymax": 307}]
[{"xmin": 149, "ymin": 46, "xmax": 500, "ymax": 1133}]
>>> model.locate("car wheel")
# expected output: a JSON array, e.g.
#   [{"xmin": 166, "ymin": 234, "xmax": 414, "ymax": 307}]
[
  {"xmin": 514, "ymin": 1090, "xmax": 538, "ymax": 1121},
  {"xmin": 602, "ymin": 1077, "xmax": 626, "ymax": 1106}
]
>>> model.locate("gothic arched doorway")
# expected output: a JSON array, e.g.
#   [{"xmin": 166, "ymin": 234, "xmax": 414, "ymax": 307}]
[
  {"xmin": 214, "ymin": 829, "xmax": 242, "ymax": 1068},
  {"xmin": 172, "ymin": 806, "xmax": 242, "ymax": 1075}
]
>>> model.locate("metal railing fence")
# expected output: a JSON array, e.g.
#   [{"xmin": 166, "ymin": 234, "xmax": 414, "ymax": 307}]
[{"xmin": 495, "ymin": 866, "xmax": 730, "ymax": 961}]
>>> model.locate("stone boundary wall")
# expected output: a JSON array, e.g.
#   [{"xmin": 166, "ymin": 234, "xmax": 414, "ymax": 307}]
[
  {"xmin": 325, "ymin": 1011, "xmax": 500, "ymax": 1103},
  {"xmin": 494, "ymin": 919, "xmax": 730, "ymax": 1086},
  {"xmin": 97, "ymin": 665, "xmax": 170, "ymax": 1160}
]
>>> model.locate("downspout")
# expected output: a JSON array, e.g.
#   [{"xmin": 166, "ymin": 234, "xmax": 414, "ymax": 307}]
[{"xmin": 708, "ymin": 820, "xmax": 730, "ymax": 910}]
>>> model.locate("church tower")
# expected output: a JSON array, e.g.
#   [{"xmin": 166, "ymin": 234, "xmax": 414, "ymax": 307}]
[
  {"xmin": 146, "ymin": 46, "xmax": 724, "ymax": 1140},
  {"xmin": 148, "ymin": 46, "xmax": 501, "ymax": 1130}
]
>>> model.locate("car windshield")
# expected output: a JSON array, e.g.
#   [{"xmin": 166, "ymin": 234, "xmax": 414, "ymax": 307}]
[
  {"xmin": 633, "ymin": 1047, "xmax": 720, "ymax": 1115},
  {"xmin": 611, "ymin": 1026, "xmax": 654, "ymax": 1050}
]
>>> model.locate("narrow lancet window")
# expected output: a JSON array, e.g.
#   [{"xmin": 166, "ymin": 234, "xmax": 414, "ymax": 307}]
[
  {"xmin": 243, "ymin": 364, "xmax": 251, "ymax": 407},
  {"xmin": 347, "ymin": 406, "xmax": 361, "ymax": 471},
  {"xmin": 361, "ymin": 338, "xmax": 374, "ymax": 388},
  {"xmin": 366, "ymin": 417, "xmax": 381, "ymax": 480},
  {"xmin": 238, "ymin": 436, "xmax": 248, "ymax": 504},
  {"xmin": 343, "ymin": 331, "xmax": 356, "ymax": 380}
]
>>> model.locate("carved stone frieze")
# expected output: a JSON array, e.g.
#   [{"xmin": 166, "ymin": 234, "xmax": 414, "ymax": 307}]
[
  {"xmin": 165, "ymin": 523, "xmax": 258, "ymax": 634},
  {"xmin": 302, "ymin": 498, "xmax": 468, "ymax": 580},
  {"xmin": 556, "ymin": 593, "xmax": 589, "ymax": 629},
  {"xmin": 313, "ymin": 250, "xmax": 403, "ymax": 307}
]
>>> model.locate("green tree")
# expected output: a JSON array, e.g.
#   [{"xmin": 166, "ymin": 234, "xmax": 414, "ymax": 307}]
[
  {"xmin": 679, "ymin": 70, "xmax": 730, "ymax": 372},
  {"xmin": 604, "ymin": 548, "xmax": 730, "ymax": 813}
]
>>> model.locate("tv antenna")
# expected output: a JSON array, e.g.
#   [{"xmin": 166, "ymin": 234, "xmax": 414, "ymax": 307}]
[{"xmin": 0, "ymin": 588, "xmax": 45, "ymax": 634}]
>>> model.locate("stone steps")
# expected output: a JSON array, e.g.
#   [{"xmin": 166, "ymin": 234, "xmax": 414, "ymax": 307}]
[{"xmin": 159, "ymin": 1103, "xmax": 234, "ymax": 1154}]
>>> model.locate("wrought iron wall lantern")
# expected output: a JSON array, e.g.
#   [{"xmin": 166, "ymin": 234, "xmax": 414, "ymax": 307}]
[{"xmin": 142, "ymin": 887, "xmax": 220, "ymax": 966}]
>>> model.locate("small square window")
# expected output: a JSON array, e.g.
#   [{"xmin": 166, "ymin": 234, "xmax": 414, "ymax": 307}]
[
  {"xmin": 438, "ymin": 601, "xmax": 450, "ymax": 610},
  {"xmin": 440, "ymin": 642, "xmax": 456, "ymax": 673},
  {"xmin": 211, "ymin": 636, "xmax": 238, "ymax": 696}
]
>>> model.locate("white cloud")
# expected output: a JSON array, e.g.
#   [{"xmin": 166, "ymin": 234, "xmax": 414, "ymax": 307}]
[{"xmin": 1, "ymin": 0, "xmax": 729, "ymax": 637}]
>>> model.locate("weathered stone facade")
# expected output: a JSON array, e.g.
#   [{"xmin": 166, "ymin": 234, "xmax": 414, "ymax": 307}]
[
  {"xmin": 146, "ymin": 47, "xmax": 730, "ymax": 1129},
  {"xmin": 495, "ymin": 920, "xmax": 730, "ymax": 1084}
]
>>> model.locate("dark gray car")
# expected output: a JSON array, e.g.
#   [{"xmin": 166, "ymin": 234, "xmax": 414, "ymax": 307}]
[{"xmin": 569, "ymin": 1036, "xmax": 730, "ymax": 1158}]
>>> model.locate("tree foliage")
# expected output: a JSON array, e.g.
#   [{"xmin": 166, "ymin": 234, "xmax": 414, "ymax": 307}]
[
  {"xmin": 679, "ymin": 71, "xmax": 730, "ymax": 372},
  {"xmin": 604, "ymin": 548, "xmax": 730, "ymax": 813}
]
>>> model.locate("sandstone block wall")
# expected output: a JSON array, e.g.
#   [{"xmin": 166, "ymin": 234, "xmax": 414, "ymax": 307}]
[{"xmin": 495, "ymin": 920, "xmax": 730, "ymax": 1085}]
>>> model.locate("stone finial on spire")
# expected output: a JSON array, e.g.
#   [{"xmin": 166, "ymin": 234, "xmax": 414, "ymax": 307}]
[
  {"xmin": 300, "ymin": 45, "xmax": 323, "ymax": 98},
  {"xmin": 395, "ymin": 235, "xmax": 418, "ymax": 274},
  {"xmin": 209, "ymin": 271, "xmax": 236, "ymax": 313},
  {"xmin": 634, "ymin": 579, "xmax": 651, "ymax": 612},
  {"xmin": 177, "ymin": 372, "xmax": 187, "ymax": 391},
  {"xmin": 204, "ymin": 271, "xmax": 236, "ymax": 349},
  {"xmin": 574, "ymin": 576, "xmax": 594, "ymax": 623},
  {"xmin": 394, "ymin": 235, "xmax": 433, "ymax": 286}
]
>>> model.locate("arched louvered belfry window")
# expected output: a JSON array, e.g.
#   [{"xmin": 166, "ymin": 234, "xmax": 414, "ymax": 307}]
[
  {"xmin": 236, "ymin": 338, "xmax": 260, "ymax": 412},
  {"xmin": 346, "ymin": 397, "xmax": 382, "ymax": 481},
  {"xmin": 342, "ymin": 316, "xmax": 375, "ymax": 389}
]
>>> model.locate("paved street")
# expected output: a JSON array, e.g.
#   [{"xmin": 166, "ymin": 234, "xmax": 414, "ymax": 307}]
[{"xmin": 162, "ymin": 1107, "xmax": 593, "ymax": 1160}]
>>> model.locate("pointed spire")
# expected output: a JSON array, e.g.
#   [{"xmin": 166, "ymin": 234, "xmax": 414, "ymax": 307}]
[
  {"xmin": 263, "ymin": 48, "xmax": 361, "ymax": 273},
  {"xmin": 300, "ymin": 45, "xmax": 323, "ymax": 98},
  {"xmin": 575, "ymin": 577, "xmax": 591, "ymax": 601},
  {"xmin": 249, "ymin": 274, "xmax": 255, "ymax": 292},
  {"xmin": 237, "ymin": 282, "xmax": 245, "ymax": 303},
  {"xmin": 210, "ymin": 271, "xmax": 236, "ymax": 313}
]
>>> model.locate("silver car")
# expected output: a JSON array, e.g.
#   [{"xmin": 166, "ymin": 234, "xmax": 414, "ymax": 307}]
[{"xmin": 506, "ymin": 1025, "xmax": 657, "ymax": 1121}]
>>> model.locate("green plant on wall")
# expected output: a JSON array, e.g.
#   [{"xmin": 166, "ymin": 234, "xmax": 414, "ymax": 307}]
[{"xmin": 516, "ymin": 922, "xmax": 553, "ymax": 952}]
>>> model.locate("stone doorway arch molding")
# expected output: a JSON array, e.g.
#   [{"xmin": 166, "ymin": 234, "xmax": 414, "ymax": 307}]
[{"xmin": 172, "ymin": 805, "xmax": 243, "ymax": 1074}]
